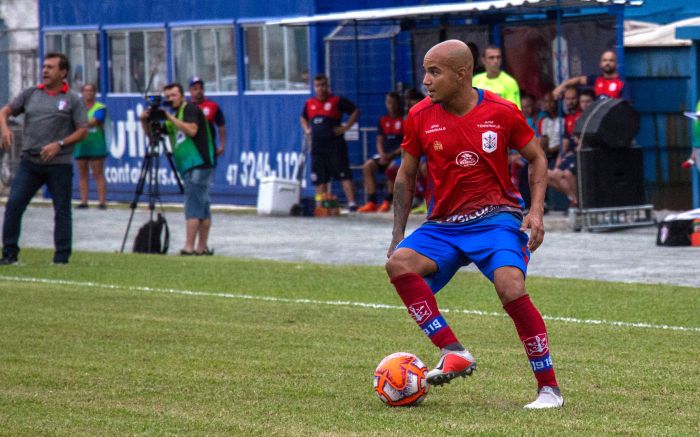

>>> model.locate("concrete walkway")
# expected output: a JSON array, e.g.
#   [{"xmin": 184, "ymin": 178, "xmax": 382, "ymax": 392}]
[{"xmin": 3, "ymin": 201, "xmax": 698, "ymax": 288}]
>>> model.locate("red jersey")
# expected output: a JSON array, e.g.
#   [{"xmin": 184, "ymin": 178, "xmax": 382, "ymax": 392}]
[
  {"xmin": 196, "ymin": 99, "xmax": 221, "ymax": 124},
  {"xmin": 192, "ymin": 98, "xmax": 225, "ymax": 146},
  {"xmin": 377, "ymin": 115, "xmax": 403, "ymax": 153},
  {"xmin": 564, "ymin": 110, "xmax": 581, "ymax": 137},
  {"xmin": 401, "ymin": 89, "xmax": 534, "ymax": 223},
  {"xmin": 593, "ymin": 76, "xmax": 624, "ymax": 99},
  {"xmin": 302, "ymin": 94, "xmax": 356, "ymax": 147}
]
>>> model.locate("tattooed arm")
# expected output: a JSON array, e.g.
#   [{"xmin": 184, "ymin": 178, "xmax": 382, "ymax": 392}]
[
  {"xmin": 518, "ymin": 137, "xmax": 548, "ymax": 252},
  {"xmin": 387, "ymin": 151, "xmax": 420, "ymax": 257}
]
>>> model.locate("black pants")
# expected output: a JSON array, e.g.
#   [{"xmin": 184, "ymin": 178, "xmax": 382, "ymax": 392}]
[{"xmin": 2, "ymin": 159, "xmax": 73, "ymax": 262}]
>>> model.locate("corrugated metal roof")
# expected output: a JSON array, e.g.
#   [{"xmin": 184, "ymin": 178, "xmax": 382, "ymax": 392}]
[
  {"xmin": 624, "ymin": 17, "xmax": 700, "ymax": 47},
  {"xmin": 267, "ymin": 0, "xmax": 644, "ymax": 25}
]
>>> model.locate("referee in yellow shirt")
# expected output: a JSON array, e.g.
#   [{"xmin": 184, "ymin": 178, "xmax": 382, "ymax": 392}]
[{"xmin": 472, "ymin": 45, "xmax": 521, "ymax": 109}]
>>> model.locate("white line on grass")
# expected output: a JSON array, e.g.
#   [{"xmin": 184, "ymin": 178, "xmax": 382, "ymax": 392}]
[{"xmin": 2, "ymin": 275, "xmax": 699, "ymax": 333}]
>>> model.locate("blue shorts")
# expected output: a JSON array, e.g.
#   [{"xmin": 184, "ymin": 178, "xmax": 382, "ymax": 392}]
[
  {"xmin": 396, "ymin": 212, "xmax": 530, "ymax": 293},
  {"xmin": 183, "ymin": 167, "xmax": 213, "ymax": 220}
]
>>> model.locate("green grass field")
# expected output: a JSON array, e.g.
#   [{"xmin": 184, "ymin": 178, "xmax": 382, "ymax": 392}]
[{"xmin": 1, "ymin": 248, "xmax": 698, "ymax": 436}]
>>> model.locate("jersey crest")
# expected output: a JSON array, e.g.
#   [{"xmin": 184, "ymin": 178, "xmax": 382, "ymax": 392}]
[{"xmin": 482, "ymin": 130, "xmax": 498, "ymax": 153}]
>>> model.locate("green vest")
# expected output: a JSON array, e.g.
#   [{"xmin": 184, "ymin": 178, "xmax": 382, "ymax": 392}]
[
  {"xmin": 166, "ymin": 103, "xmax": 212, "ymax": 174},
  {"xmin": 74, "ymin": 101, "xmax": 107, "ymax": 158}
]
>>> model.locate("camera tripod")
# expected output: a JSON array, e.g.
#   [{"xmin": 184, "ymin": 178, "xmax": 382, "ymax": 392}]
[{"xmin": 119, "ymin": 127, "xmax": 183, "ymax": 253}]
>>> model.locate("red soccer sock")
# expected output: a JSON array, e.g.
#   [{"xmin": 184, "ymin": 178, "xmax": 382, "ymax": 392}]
[
  {"xmin": 504, "ymin": 294, "xmax": 558, "ymax": 388},
  {"xmin": 390, "ymin": 272, "xmax": 459, "ymax": 349}
]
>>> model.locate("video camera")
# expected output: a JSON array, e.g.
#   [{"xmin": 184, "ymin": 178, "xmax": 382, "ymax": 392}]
[{"xmin": 145, "ymin": 94, "xmax": 172, "ymax": 136}]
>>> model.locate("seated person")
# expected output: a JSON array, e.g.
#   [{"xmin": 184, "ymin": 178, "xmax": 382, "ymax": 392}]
[
  {"xmin": 547, "ymin": 87, "xmax": 580, "ymax": 207},
  {"xmin": 510, "ymin": 93, "xmax": 543, "ymax": 208},
  {"xmin": 538, "ymin": 91, "xmax": 564, "ymax": 164},
  {"xmin": 548, "ymin": 88, "xmax": 595, "ymax": 208},
  {"xmin": 510, "ymin": 93, "xmax": 539, "ymax": 188},
  {"xmin": 359, "ymin": 92, "xmax": 403, "ymax": 213}
]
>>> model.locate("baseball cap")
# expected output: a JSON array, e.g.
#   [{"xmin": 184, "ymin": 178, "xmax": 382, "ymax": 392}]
[{"xmin": 189, "ymin": 76, "xmax": 204, "ymax": 87}]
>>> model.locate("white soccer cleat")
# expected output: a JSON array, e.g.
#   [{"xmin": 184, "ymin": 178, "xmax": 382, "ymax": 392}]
[
  {"xmin": 524, "ymin": 386, "xmax": 564, "ymax": 409},
  {"xmin": 426, "ymin": 349, "xmax": 477, "ymax": 386}
]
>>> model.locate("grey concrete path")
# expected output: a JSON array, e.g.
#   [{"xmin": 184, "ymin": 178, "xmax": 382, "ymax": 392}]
[{"xmin": 3, "ymin": 202, "xmax": 699, "ymax": 288}]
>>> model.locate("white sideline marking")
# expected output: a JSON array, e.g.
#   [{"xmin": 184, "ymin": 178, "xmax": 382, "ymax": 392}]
[{"xmin": 2, "ymin": 275, "xmax": 699, "ymax": 333}]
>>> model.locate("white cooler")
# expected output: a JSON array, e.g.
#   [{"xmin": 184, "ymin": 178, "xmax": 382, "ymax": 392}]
[{"xmin": 256, "ymin": 177, "xmax": 300, "ymax": 215}]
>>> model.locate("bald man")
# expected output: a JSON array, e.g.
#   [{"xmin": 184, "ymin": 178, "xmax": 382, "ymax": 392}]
[
  {"xmin": 553, "ymin": 50, "xmax": 628, "ymax": 100},
  {"xmin": 385, "ymin": 40, "xmax": 563, "ymax": 409}
]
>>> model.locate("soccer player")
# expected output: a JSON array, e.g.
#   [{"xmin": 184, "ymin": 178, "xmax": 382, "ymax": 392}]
[
  {"xmin": 358, "ymin": 92, "xmax": 403, "ymax": 213},
  {"xmin": 385, "ymin": 40, "xmax": 563, "ymax": 409},
  {"xmin": 300, "ymin": 74, "xmax": 359, "ymax": 212}
]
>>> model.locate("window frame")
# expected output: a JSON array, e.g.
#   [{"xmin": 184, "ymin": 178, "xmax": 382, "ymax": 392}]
[
  {"xmin": 241, "ymin": 22, "xmax": 309, "ymax": 95},
  {"xmin": 103, "ymin": 24, "xmax": 167, "ymax": 96},
  {"xmin": 169, "ymin": 21, "xmax": 238, "ymax": 95}
]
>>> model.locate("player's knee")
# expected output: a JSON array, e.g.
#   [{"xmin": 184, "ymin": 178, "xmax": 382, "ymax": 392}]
[
  {"xmin": 493, "ymin": 267, "xmax": 526, "ymax": 304},
  {"xmin": 385, "ymin": 251, "xmax": 413, "ymax": 278}
]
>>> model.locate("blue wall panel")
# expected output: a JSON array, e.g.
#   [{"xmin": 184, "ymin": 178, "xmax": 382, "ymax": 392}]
[
  {"xmin": 79, "ymin": 94, "xmax": 313, "ymax": 206},
  {"xmin": 622, "ymin": 46, "xmax": 693, "ymax": 208}
]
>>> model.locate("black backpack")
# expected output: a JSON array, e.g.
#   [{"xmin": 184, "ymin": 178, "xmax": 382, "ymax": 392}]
[{"xmin": 133, "ymin": 213, "xmax": 170, "ymax": 254}]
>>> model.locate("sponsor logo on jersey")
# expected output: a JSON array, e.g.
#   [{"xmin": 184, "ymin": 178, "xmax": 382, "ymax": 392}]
[
  {"xmin": 394, "ymin": 120, "xmax": 402, "ymax": 130},
  {"xmin": 57, "ymin": 99, "xmax": 68, "ymax": 111},
  {"xmin": 455, "ymin": 150, "xmax": 479, "ymax": 167},
  {"xmin": 425, "ymin": 124, "xmax": 446, "ymax": 134},
  {"xmin": 523, "ymin": 333, "xmax": 549, "ymax": 357},
  {"xmin": 477, "ymin": 120, "xmax": 502, "ymax": 130},
  {"xmin": 444, "ymin": 205, "xmax": 500, "ymax": 224},
  {"xmin": 408, "ymin": 300, "xmax": 432, "ymax": 323},
  {"xmin": 324, "ymin": 102, "xmax": 332, "ymax": 111},
  {"xmin": 482, "ymin": 130, "xmax": 497, "ymax": 153},
  {"xmin": 202, "ymin": 107, "xmax": 211, "ymax": 116},
  {"xmin": 433, "ymin": 141, "xmax": 443, "ymax": 151}
]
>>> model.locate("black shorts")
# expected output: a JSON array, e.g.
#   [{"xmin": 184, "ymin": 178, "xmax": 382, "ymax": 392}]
[
  {"xmin": 311, "ymin": 142, "xmax": 352, "ymax": 185},
  {"xmin": 371, "ymin": 154, "xmax": 396, "ymax": 173},
  {"xmin": 557, "ymin": 153, "xmax": 577, "ymax": 176}
]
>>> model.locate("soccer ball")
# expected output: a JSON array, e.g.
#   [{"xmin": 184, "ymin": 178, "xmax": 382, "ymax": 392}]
[{"xmin": 373, "ymin": 352, "xmax": 429, "ymax": 406}]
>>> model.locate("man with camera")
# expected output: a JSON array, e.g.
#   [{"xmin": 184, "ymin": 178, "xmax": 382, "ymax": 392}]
[
  {"xmin": 0, "ymin": 52, "xmax": 88, "ymax": 265},
  {"xmin": 140, "ymin": 83, "xmax": 215, "ymax": 256}
]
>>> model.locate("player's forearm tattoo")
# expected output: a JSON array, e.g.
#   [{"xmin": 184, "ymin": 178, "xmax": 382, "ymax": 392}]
[{"xmin": 392, "ymin": 179, "xmax": 414, "ymax": 237}]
